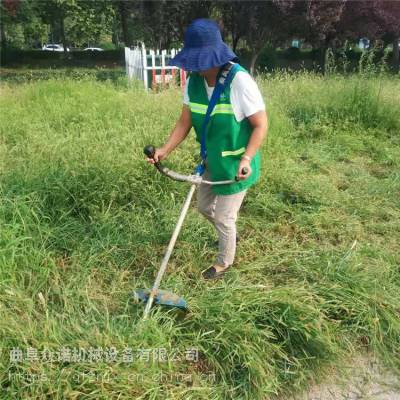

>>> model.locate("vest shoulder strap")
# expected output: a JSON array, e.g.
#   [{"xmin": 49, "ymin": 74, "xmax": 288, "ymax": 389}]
[{"xmin": 196, "ymin": 63, "xmax": 240, "ymax": 170}]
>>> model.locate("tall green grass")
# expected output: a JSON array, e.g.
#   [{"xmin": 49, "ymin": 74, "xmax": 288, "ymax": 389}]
[{"xmin": 0, "ymin": 72, "xmax": 399, "ymax": 399}]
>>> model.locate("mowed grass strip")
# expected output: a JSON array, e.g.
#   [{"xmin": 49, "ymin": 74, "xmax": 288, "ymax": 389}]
[{"xmin": 0, "ymin": 72, "xmax": 399, "ymax": 399}]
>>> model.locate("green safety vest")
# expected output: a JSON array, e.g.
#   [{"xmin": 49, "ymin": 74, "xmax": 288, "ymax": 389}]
[{"xmin": 188, "ymin": 64, "xmax": 261, "ymax": 195}]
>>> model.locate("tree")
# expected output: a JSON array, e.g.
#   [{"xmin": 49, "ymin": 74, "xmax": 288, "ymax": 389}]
[
  {"xmin": 338, "ymin": 0, "xmax": 400, "ymax": 71},
  {"xmin": 218, "ymin": 1, "xmax": 248, "ymax": 52},
  {"xmin": 244, "ymin": 1, "xmax": 299, "ymax": 75},
  {"xmin": 0, "ymin": 0, "xmax": 43, "ymax": 59},
  {"xmin": 36, "ymin": 0, "xmax": 79, "ymax": 54},
  {"xmin": 305, "ymin": 0, "xmax": 347, "ymax": 72},
  {"xmin": 338, "ymin": 0, "xmax": 380, "ymax": 42},
  {"xmin": 375, "ymin": 0, "xmax": 400, "ymax": 71},
  {"xmin": 1, "ymin": 0, "xmax": 22, "ymax": 55},
  {"xmin": 173, "ymin": 0, "xmax": 213, "ymax": 43},
  {"xmin": 68, "ymin": 0, "xmax": 114, "ymax": 47},
  {"xmin": 114, "ymin": 0, "xmax": 134, "ymax": 47},
  {"xmin": 139, "ymin": 0, "xmax": 213, "ymax": 49}
]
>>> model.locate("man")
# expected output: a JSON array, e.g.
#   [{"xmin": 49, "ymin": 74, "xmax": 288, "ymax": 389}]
[{"xmin": 146, "ymin": 19, "xmax": 268, "ymax": 279}]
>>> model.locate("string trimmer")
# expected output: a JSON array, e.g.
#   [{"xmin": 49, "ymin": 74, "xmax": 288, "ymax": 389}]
[{"xmin": 133, "ymin": 145, "xmax": 248, "ymax": 320}]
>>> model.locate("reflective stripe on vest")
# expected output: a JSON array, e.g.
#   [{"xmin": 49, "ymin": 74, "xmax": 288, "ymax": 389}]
[
  {"xmin": 189, "ymin": 101, "xmax": 234, "ymax": 116},
  {"xmin": 221, "ymin": 147, "xmax": 246, "ymax": 157}
]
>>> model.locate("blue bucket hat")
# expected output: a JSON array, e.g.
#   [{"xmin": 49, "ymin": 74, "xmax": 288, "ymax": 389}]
[{"xmin": 169, "ymin": 18, "xmax": 238, "ymax": 72}]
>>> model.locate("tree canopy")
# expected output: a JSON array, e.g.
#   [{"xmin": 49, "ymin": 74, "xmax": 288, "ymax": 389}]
[{"xmin": 1, "ymin": 0, "xmax": 399, "ymax": 70}]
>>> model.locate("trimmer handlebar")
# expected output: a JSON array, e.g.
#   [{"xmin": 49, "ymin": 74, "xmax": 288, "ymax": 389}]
[
  {"xmin": 144, "ymin": 145, "xmax": 164, "ymax": 174},
  {"xmin": 144, "ymin": 144, "xmax": 248, "ymax": 185}
]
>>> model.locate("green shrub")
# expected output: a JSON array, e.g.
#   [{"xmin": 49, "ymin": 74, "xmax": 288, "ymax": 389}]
[
  {"xmin": 1, "ymin": 49, "xmax": 124, "ymax": 68},
  {"xmin": 257, "ymin": 46, "xmax": 279, "ymax": 71}
]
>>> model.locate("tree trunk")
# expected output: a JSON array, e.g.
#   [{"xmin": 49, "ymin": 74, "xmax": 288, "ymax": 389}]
[
  {"xmin": 119, "ymin": 1, "xmax": 131, "ymax": 47},
  {"xmin": 60, "ymin": 15, "xmax": 67, "ymax": 56},
  {"xmin": 392, "ymin": 38, "xmax": 399, "ymax": 73},
  {"xmin": 249, "ymin": 50, "xmax": 260, "ymax": 76},
  {"xmin": 112, "ymin": 16, "xmax": 119, "ymax": 47},
  {"xmin": 1, "ymin": 21, "xmax": 6, "ymax": 65},
  {"xmin": 318, "ymin": 45, "xmax": 327, "ymax": 74},
  {"xmin": 112, "ymin": 30, "xmax": 119, "ymax": 47},
  {"xmin": 232, "ymin": 34, "xmax": 240, "ymax": 53}
]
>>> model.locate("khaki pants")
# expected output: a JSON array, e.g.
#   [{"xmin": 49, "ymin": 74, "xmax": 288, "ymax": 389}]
[{"xmin": 197, "ymin": 169, "xmax": 247, "ymax": 268}]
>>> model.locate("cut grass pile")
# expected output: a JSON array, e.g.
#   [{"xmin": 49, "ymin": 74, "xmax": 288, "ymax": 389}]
[{"xmin": 0, "ymin": 71, "xmax": 399, "ymax": 399}]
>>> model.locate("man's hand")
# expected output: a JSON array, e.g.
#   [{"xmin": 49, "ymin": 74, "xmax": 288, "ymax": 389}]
[
  {"xmin": 146, "ymin": 146, "xmax": 169, "ymax": 164},
  {"xmin": 236, "ymin": 158, "xmax": 252, "ymax": 180}
]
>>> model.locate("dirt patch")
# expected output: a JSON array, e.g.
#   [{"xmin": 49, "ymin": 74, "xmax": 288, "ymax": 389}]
[{"xmin": 282, "ymin": 355, "xmax": 400, "ymax": 400}]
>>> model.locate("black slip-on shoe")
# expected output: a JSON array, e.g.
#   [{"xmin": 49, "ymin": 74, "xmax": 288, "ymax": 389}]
[{"xmin": 201, "ymin": 265, "xmax": 231, "ymax": 280}]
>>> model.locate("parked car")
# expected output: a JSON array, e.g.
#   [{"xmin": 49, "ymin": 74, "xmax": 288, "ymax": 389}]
[
  {"xmin": 83, "ymin": 47, "xmax": 104, "ymax": 52},
  {"xmin": 42, "ymin": 44, "xmax": 70, "ymax": 52}
]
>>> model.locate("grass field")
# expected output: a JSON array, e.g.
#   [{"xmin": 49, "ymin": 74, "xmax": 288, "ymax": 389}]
[{"xmin": 0, "ymin": 71, "xmax": 399, "ymax": 399}]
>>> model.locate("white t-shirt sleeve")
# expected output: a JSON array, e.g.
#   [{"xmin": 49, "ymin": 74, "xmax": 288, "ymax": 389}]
[
  {"xmin": 230, "ymin": 71, "xmax": 265, "ymax": 122},
  {"xmin": 183, "ymin": 76, "xmax": 190, "ymax": 105}
]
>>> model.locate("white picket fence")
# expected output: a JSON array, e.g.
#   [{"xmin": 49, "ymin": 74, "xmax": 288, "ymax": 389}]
[{"xmin": 125, "ymin": 43, "xmax": 187, "ymax": 90}]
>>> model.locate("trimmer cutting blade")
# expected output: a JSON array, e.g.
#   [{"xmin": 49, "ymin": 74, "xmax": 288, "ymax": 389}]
[{"xmin": 132, "ymin": 289, "xmax": 187, "ymax": 310}]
